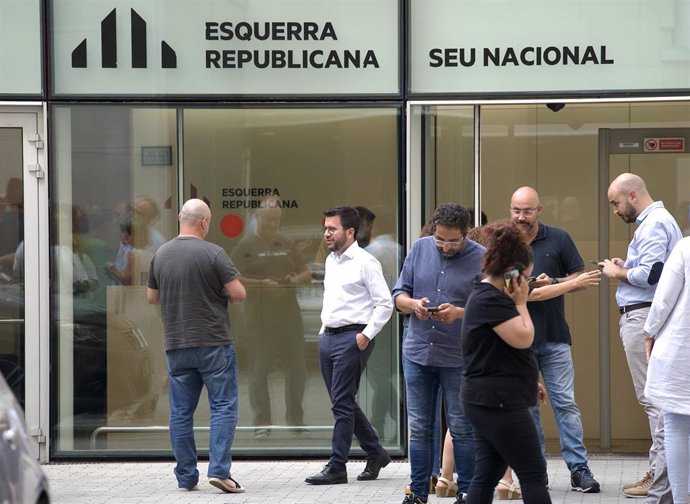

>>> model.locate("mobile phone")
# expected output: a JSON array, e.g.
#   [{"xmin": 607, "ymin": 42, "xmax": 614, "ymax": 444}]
[
  {"xmin": 527, "ymin": 276, "xmax": 536, "ymax": 285},
  {"xmin": 426, "ymin": 306, "xmax": 440, "ymax": 312},
  {"xmin": 590, "ymin": 260, "xmax": 604, "ymax": 268},
  {"xmin": 504, "ymin": 269, "xmax": 520, "ymax": 288}
]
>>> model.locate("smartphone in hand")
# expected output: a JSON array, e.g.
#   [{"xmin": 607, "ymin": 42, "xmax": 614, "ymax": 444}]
[
  {"xmin": 590, "ymin": 260, "xmax": 604, "ymax": 268},
  {"xmin": 504, "ymin": 269, "xmax": 520, "ymax": 287},
  {"xmin": 426, "ymin": 306, "xmax": 440, "ymax": 313}
]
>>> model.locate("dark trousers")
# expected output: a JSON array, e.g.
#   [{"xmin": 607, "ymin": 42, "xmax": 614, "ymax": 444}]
[
  {"xmin": 318, "ymin": 329, "xmax": 383, "ymax": 469},
  {"xmin": 463, "ymin": 402, "xmax": 551, "ymax": 504}
]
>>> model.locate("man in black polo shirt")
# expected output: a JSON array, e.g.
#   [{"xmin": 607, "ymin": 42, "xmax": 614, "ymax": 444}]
[{"xmin": 509, "ymin": 186, "xmax": 600, "ymax": 493}]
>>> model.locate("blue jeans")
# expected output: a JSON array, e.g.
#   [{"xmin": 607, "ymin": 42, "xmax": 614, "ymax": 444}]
[
  {"xmin": 403, "ymin": 356, "xmax": 475, "ymax": 498},
  {"xmin": 529, "ymin": 342, "xmax": 588, "ymax": 472},
  {"xmin": 167, "ymin": 344, "xmax": 239, "ymax": 488}
]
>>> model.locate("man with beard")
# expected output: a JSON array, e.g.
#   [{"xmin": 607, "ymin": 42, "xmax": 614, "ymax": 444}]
[
  {"xmin": 509, "ymin": 186, "xmax": 600, "ymax": 493},
  {"xmin": 305, "ymin": 206, "xmax": 393, "ymax": 485},
  {"xmin": 601, "ymin": 173, "xmax": 681, "ymax": 500},
  {"xmin": 393, "ymin": 203, "xmax": 484, "ymax": 504},
  {"xmin": 230, "ymin": 202, "xmax": 310, "ymax": 438}
]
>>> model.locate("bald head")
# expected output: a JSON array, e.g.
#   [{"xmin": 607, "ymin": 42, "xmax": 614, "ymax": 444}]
[
  {"xmin": 511, "ymin": 186, "xmax": 540, "ymax": 207},
  {"xmin": 178, "ymin": 199, "xmax": 211, "ymax": 238},
  {"xmin": 607, "ymin": 173, "xmax": 654, "ymax": 223},
  {"xmin": 510, "ymin": 186, "xmax": 542, "ymax": 238},
  {"xmin": 608, "ymin": 173, "xmax": 649, "ymax": 199}
]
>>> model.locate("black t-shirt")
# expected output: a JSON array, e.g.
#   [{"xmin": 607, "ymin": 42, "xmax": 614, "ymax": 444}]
[
  {"xmin": 461, "ymin": 280, "xmax": 539, "ymax": 409},
  {"xmin": 528, "ymin": 223, "xmax": 584, "ymax": 345}
]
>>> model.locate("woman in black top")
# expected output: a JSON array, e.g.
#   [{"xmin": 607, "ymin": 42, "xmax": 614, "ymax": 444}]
[{"xmin": 461, "ymin": 221, "xmax": 551, "ymax": 504}]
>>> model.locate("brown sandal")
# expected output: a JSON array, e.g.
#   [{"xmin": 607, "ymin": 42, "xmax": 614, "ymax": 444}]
[{"xmin": 208, "ymin": 477, "xmax": 245, "ymax": 493}]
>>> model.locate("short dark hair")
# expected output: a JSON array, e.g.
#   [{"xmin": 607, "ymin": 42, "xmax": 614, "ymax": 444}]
[
  {"xmin": 467, "ymin": 207, "xmax": 488, "ymax": 227},
  {"xmin": 324, "ymin": 206, "xmax": 360, "ymax": 235},
  {"xmin": 431, "ymin": 203, "xmax": 471, "ymax": 233},
  {"xmin": 482, "ymin": 221, "xmax": 533, "ymax": 276},
  {"xmin": 355, "ymin": 206, "xmax": 376, "ymax": 223}
]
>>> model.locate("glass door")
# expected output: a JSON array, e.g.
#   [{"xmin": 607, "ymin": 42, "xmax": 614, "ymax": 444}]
[
  {"xmin": 599, "ymin": 127, "xmax": 690, "ymax": 450},
  {"xmin": 0, "ymin": 109, "xmax": 48, "ymax": 460}
]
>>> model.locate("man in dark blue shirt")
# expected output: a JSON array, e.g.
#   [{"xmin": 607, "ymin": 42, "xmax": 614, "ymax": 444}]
[
  {"xmin": 510, "ymin": 186, "xmax": 600, "ymax": 494},
  {"xmin": 392, "ymin": 203, "xmax": 484, "ymax": 504}
]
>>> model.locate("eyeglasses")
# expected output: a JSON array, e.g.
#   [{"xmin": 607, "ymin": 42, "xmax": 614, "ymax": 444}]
[
  {"xmin": 433, "ymin": 235, "xmax": 464, "ymax": 248},
  {"xmin": 323, "ymin": 226, "xmax": 342, "ymax": 235},
  {"xmin": 510, "ymin": 207, "xmax": 539, "ymax": 217}
]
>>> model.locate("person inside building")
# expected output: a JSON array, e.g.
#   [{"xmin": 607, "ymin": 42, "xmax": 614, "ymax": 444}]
[{"xmin": 230, "ymin": 199, "xmax": 310, "ymax": 438}]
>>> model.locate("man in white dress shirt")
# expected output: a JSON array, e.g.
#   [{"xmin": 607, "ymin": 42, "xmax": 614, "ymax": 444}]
[{"xmin": 305, "ymin": 206, "xmax": 394, "ymax": 485}]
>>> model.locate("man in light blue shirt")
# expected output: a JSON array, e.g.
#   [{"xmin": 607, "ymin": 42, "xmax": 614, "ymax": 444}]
[
  {"xmin": 602, "ymin": 173, "xmax": 681, "ymax": 501},
  {"xmin": 392, "ymin": 203, "xmax": 484, "ymax": 504}
]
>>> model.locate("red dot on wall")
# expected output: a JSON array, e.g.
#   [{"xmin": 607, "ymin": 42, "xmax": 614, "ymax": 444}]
[{"xmin": 220, "ymin": 214, "xmax": 244, "ymax": 238}]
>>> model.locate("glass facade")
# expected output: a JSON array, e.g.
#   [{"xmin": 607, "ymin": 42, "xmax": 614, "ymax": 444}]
[
  {"xmin": 410, "ymin": 101, "xmax": 690, "ymax": 452},
  {"xmin": 51, "ymin": 105, "xmax": 402, "ymax": 455},
  {"xmin": 3, "ymin": 0, "xmax": 690, "ymax": 461}
]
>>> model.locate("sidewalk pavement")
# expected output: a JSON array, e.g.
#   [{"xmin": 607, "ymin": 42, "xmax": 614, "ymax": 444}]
[{"xmin": 44, "ymin": 454, "xmax": 648, "ymax": 503}]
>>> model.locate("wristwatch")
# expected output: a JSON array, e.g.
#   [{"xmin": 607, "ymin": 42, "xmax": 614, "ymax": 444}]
[{"xmin": 551, "ymin": 278, "xmax": 559, "ymax": 284}]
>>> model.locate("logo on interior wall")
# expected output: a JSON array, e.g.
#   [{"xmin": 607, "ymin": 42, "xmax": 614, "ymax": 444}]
[
  {"xmin": 71, "ymin": 8, "xmax": 177, "ymax": 69},
  {"xmin": 218, "ymin": 187, "xmax": 299, "ymax": 239}
]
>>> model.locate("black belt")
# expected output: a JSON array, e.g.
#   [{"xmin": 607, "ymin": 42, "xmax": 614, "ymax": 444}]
[
  {"xmin": 618, "ymin": 302, "xmax": 652, "ymax": 315},
  {"xmin": 324, "ymin": 324, "xmax": 367, "ymax": 335}
]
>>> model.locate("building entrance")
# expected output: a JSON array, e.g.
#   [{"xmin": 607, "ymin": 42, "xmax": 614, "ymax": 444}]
[
  {"xmin": 408, "ymin": 101, "xmax": 690, "ymax": 454},
  {"xmin": 598, "ymin": 127, "xmax": 690, "ymax": 449},
  {"xmin": 0, "ymin": 108, "xmax": 49, "ymax": 460}
]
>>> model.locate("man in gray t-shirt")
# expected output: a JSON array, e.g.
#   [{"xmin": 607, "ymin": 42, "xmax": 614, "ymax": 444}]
[{"xmin": 147, "ymin": 198, "xmax": 246, "ymax": 494}]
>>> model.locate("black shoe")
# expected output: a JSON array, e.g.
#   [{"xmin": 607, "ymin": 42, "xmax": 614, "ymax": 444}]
[
  {"xmin": 402, "ymin": 493, "xmax": 427, "ymax": 504},
  {"xmin": 305, "ymin": 464, "xmax": 348, "ymax": 485},
  {"xmin": 570, "ymin": 465, "xmax": 600, "ymax": 493},
  {"xmin": 357, "ymin": 450, "xmax": 392, "ymax": 481},
  {"xmin": 454, "ymin": 492, "xmax": 467, "ymax": 504}
]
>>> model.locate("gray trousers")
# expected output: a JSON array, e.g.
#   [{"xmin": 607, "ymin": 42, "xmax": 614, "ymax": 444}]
[
  {"xmin": 619, "ymin": 309, "xmax": 671, "ymax": 502},
  {"xmin": 620, "ymin": 308, "xmax": 661, "ymax": 469},
  {"xmin": 646, "ymin": 415, "xmax": 672, "ymax": 504}
]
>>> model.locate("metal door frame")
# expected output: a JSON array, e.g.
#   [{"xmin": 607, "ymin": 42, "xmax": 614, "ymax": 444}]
[
  {"xmin": 0, "ymin": 103, "xmax": 50, "ymax": 461},
  {"xmin": 598, "ymin": 127, "xmax": 690, "ymax": 448}
]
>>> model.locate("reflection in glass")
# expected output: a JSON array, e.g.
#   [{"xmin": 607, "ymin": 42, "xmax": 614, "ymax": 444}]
[
  {"xmin": 52, "ymin": 105, "xmax": 402, "ymax": 456},
  {"xmin": 0, "ymin": 129, "xmax": 24, "ymax": 407}
]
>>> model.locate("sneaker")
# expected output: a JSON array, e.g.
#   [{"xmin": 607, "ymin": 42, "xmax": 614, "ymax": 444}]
[
  {"xmin": 622, "ymin": 470, "xmax": 653, "ymax": 498},
  {"xmin": 454, "ymin": 492, "xmax": 467, "ymax": 504},
  {"xmin": 571, "ymin": 466, "xmax": 601, "ymax": 493},
  {"xmin": 402, "ymin": 493, "xmax": 427, "ymax": 504},
  {"xmin": 622, "ymin": 470, "xmax": 653, "ymax": 490}
]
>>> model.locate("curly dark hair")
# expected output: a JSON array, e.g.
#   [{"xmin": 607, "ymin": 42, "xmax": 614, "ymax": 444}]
[
  {"xmin": 431, "ymin": 203, "xmax": 471, "ymax": 233},
  {"xmin": 482, "ymin": 220, "xmax": 533, "ymax": 276},
  {"xmin": 324, "ymin": 206, "xmax": 360, "ymax": 235}
]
